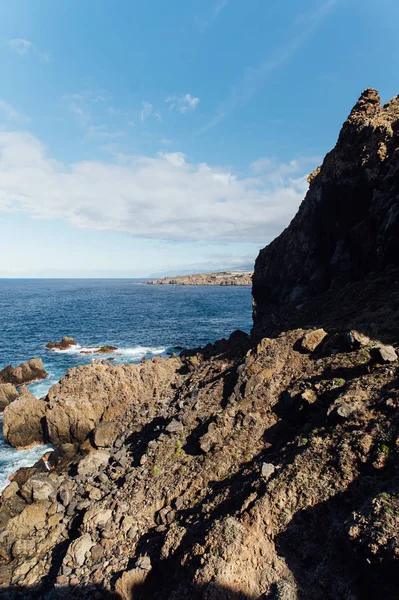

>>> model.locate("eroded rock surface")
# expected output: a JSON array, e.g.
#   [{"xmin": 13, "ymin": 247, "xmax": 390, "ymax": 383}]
[
  {"xmin": 3, "ymin": 390, "xmax": 47, "ymax": 448},
  {"xmin": 0, "ymin": 359, "xmax": 47, "ymax": 387},
  {"xmin": 1, "ymin": 91, "xmax": 399, "ymax": 599}
]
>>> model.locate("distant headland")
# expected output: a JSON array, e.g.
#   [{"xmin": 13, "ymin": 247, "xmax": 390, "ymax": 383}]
[{"xmin": 146, "ymin": 270, "xmax": 253, "ymax": 286}]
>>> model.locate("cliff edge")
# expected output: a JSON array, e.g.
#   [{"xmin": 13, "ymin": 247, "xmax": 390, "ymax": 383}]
[{"xmin": 253, "ymin": 89, "xmax": 399, "ymax": 341}]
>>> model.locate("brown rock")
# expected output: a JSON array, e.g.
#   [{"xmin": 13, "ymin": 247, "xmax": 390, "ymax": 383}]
[
  {"xmin": 300, "ymin": 329, "xmax": 327, "ymax": 353},
  {"xmin": 77, "ymin": 451, "xmax": 110, "ymax": 477},
  {"xmin": 93, "ymin": 421, "xmax": 118, "ymax": 448},
  {"xmin": 45, "ymin": 357, "xmax": 181, "ymax": 444},
  {"xmin": 45, "ymin": 336, "xmax": 77, "ymax": 350},
  {"xmin": 3, "ymin": 391, "xmax": 47, "ymax": 448},
  {"xmin": 0, "ymin": 358, "xmax": 47, "ymax": 386},
  {"xmin": 0, "ymin": 384, "xmax": 19, "ymax": 411}
]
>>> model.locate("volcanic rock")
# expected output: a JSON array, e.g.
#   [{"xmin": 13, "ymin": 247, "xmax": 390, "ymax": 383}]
[
  {"xmin": 3, "ymin": 390, "xmax": 47, "ymax": 448},
  {"xmin": 45, "ymin": 336, "xmax": 77, "ymax": 350},
  {"xmin": 0, "ymin": 358, "xmax": 47, "ymax": 386},
  {"xmin": 0, "ymin": 383, "xmax": 18, "ymax": 411}
]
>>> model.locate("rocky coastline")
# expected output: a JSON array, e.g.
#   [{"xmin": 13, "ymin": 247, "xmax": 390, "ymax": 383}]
[
  {"xmin": 146, "ymin": 270, "xmax": 253, "ymax": 286},
  {"xmin": 1, "ymin": 90, "xmax": 399, "ymax": 599}
]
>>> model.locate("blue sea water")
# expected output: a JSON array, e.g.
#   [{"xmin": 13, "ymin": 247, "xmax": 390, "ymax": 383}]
[{"xmin": 0, "ymin": 279, "xmax": 253, "ymax": 488}]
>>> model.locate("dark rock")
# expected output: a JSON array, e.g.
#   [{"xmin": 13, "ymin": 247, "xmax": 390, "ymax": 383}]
[{"xmin": 46, "ymin": 336, "xmax": 77, "ymax": 350}]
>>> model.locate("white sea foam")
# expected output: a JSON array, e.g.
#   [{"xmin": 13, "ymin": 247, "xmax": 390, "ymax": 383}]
[
  {"xmin": 117, "ymin": 346, "xmax": 167, "ymax": 358},
  {"xmin": 0, "ymin": 417, "xmax": 53, "ymax": 491}
]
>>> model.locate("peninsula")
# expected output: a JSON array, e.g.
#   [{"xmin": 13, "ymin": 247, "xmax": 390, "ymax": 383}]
[{"xmin": 146, "ymin": 270, "xmax": 253, "ymax": 286}]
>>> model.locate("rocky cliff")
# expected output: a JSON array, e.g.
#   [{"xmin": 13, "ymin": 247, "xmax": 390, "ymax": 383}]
[
  {"xmin": 147, "ymin": 271, "xmax": 252, "ymax": 286},
  {"xmin": 0, "ymin": 90, "xmax": 399, "ymax": 600},
  {"xmin": 253, "ymin": 89, "xmax": 399, "ymax": 341}
]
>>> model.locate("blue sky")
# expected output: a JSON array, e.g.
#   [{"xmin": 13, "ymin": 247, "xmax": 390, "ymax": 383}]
[{"xmin": 0, "ymin": 0, "xmax": 398, "ymax": 277}]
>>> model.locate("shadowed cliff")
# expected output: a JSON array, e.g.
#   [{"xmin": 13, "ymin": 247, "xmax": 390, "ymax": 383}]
[{"xmin": 252, "ymin": 89, "xmax": 399, "ymax": 342}]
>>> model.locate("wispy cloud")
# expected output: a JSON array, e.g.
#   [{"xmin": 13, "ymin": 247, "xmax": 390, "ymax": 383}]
[
  {"xmin": 198, "ymin": 0, "xmax": 338, "ymax": 133},
  {"xmin": 8, "ymin": 38, "xmax": 51, "ymax": 63},
  {"xmin": 196, "ymin": 0, "xmax": 229, "ymax": 31},
  {"xmin": 0, "ymin": 130, "xmax": 317, "ymax": 244},
  {"xmin": 140, "ymin": 101, "xmax": 161, "ymax": 122},
  {"xmin": 0, "ymin": 98, "xmax": 29, "ymax": 122},
  {"xmin": 166, "ymin": 93, "xmax": 200, "ymax": 114}
]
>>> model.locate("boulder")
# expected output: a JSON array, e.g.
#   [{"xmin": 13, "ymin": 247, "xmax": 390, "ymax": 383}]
[
  {"xmin": 0, "ymin": 359, "xmax": 47, "ymax": 386},
  {"xmin": 345, "ymin": 330, "xmax": 370, "ymax": 349},
  {"xmin": 64, "ymin": 534, "xmax": 94, "ymax": 567},
  {"xmin": 77, "ymin": 450, "xmax": 110, "ymax": 477},
  {"xmin": 3, "ymin": 391, "xmax": 47, "ymax": 448},
  {"xmin": 45, "ymin": 357, "xmax": 181, "ymax": 445},
  {"xmin": 93, "ymin": 421, "xmax": 118, "ymax": 448},
  {"xmin": 372, "ymin": 344, "xmax": 398, "ymax": 363},
  {"xmin": 0, "ymin": 384, "xmax": 19, "ymax": 411},
  {"xmin": 45, "ymin": 336, "xmax": 77, "ymax": 350},
  {"xmin": 300, "ymin": 329, "xmax": 327, "ymax": 353},
  {"xmin": 20, "ymin": 474, "xmax": 58, "ymax": 504}
]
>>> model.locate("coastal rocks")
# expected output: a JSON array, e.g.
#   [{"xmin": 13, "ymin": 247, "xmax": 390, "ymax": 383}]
[
  {"xmin": 45, "ymin": 356, "xmax": 181, "ymax": 445},
  {"xmin": 0, "ymin": 358, "xmax": 47, "ymax": 386},
  {"xmin": 93, "ymin": 421, "xmax": 119, "ymax": 448},
  {"xmin": 45, "ymin": 336, "xmax": 77, "ymax": 350},
  {"xmin": 345, "ymin": 330, "xmax": 370, "ymax": 349},
  {"xmin": 372, "ymin": 344, "xmax": 398, "ymax": 363},
  {"xmin": 80, "ymin": 345, "xmax": 118, "ymax": 355},
  {"xmin": 0, "ymin": 383, "xmax": 18, "ymax": 410},
  {"xmin": 300, "ymin": 329, "xmax": 327, "ymax": 352},
  {"xmin": 3, "ymin": 391, "xmax": 47, "ymax": 448},
  {"xmin": 253, "ymin": 90, "xmax": 399, "ymax": 341},
  {"xmin": 147, "ymin": 270, "xmax": 252, "ymax": 286},
  {"xmin": 20, "ymin": 474, "xmax": 58, "ymax": 504},
  {"xmin": 64, "ymin": 534, "xmax": 94, "ymax": 567},
  {"xmin": 77, "ymin": 450, "xmax": 110, "ymax": 477}
]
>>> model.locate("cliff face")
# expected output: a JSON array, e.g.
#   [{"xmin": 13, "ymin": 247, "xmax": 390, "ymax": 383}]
[
  {"xmin": 1, "ymin": 91, "xmax": 399, "ymax": 600},
  {"xmin": 253, "ymin": 89, "xmax": 399, "ymax": 339}
]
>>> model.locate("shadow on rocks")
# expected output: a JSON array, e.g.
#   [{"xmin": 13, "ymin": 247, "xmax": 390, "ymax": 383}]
[{"xmin": 0, "ymin": 582, "xmax": 270, "ymax": 600}]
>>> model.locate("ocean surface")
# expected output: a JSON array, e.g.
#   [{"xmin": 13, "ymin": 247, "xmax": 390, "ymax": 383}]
[{"xmin": 0, "ymin": 279, "xmax": 253, "ymax": 488}]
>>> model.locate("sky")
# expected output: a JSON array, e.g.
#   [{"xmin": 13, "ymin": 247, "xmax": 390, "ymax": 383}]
[{"xmin": 0, "ymin": 0, "xmax": 398, "ymax": 277}]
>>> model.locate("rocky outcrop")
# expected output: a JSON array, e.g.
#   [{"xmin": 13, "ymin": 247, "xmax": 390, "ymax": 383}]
[
  {"xmin": 0, "ymin": 384, "xmax": 18, "ymax": 411},
  {"xmin": 44, "ymin": 357, "xmax": 182, "ymax": 445},
  {"xmin": 45, "ymin": 336, "xmax": 77, "ymax": 350},
  {"xmin": 0, "ymin": 358, "xmax": 47, "ymax": 386},
  {"xmin": 1, "ymin": 90, "xmax": 399, "ymax": 599},
  {"xmin": 147, "ymin": 270, "xmax": 252, "ymax": 286},
  {"xmin": 253, "ymin": 89, "xmax": 399, "ymax": 341},
  {"xmin": 3, "ymin": 390, "xmax": 47, "ymax": 448}
]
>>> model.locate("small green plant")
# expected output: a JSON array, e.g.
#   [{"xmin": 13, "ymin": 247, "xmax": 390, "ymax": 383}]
[{"xmin": 151, "ymin": 464, "xmax": 162, "ymax": 477}]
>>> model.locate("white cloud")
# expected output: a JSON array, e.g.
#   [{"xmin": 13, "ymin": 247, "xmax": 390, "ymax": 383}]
[
  {"xmin": 0, "ymin": 130, "xmax": 315, "ymax": 243},
  {"xmin": 8, "ymin": 38, "xmax": 51, "ymax": 62},
  {"xmin": 140, "ymin": 101, "xmax": 161, "ymax": 122},
  {"xmin": 166, "ymin": 94, "xmax": 200, "ymax": 114},
  {"xmin": 0, "ymin": 99, "xmax": 28, "ymax": 122},
  {"xmin": 8, "ymin": 38, "xmax": 32, "ymax": 55}
]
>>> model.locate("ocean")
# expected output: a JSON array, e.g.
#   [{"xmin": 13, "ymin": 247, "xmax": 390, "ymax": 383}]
[{"xmin": 0, "ymin": 279, "xmax": 253, "ymax": 488}]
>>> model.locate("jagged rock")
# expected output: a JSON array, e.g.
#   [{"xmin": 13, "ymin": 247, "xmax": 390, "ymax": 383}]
[
  {"xmin": 345, "ymin": 330, "xmax": 370, "ymax": 349},
  {"xmin": 115, "ymin": 568, "xmax": 147, "ymax": 600},
  {"xmin": 20, "ymin": 474, "xmax": 58, "ymax": 504},
  {"xmin": 65, "ymin": 534, "xmax": 94, "ymax": 567},
  {"xmin": 372, "ymin": 344, "xmax": 398, "ymax": 363},
  {"xmin": 0, "ymin": 384, "xmax": 18, "ymax": 411},
  {"xmin": 253, "ymin": 89, "xmax": 399, "ymax": 341},
  {"xmin": 3, "ymin": 391, "xmax": 47, "ymax": 448},
  {"xmin": 45, "ymin": 336, "xmax": 77, "ymax": 350},
  {"xmin": 165, "ymin": 419, "xmax": 184, "ymax": 434},
  {"xmin": 261, "ymin": 463, "xmax": 275, "ymax": 480},
  {"xmin": 300, "ymin": 329, "xmax": 327, "ymax": 352},
  {"xmin": 93, "ymin": 421, "xmax": 118, "ymax": 448},
  {"xmin": 136, "ymin": 555, "xmax": 151, "ymax": 570},
  {"xmin": 77, "ymin": 450, "xmax": 110, "ymax": 477},
  {"xmin": 1, "ymin": 482, "xmax": 19, "ymax": 500},
  {"xmin": 45, "ymin": 357, "xmax": 181, "ymax": 445},
  {"xmin": 0, "ymin": 358, "xmax": 47, "ymax": 386}
]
